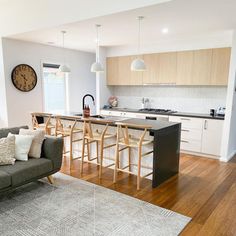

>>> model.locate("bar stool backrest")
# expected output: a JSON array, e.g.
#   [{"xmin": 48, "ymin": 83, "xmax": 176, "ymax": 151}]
[
  {"xmin": 115, "ymin": 122, "xmax": 152, "ymax": 145},
  {"xmin": 31, "ymin": 112, "xmax": 52, "ymax": 129},
  {"xmin": 82, "ymin": 119, "xmax": 109, "ymax": 140},
  {"xmin": 55, "ymin": 115, "xmax": 80, "ymax": 135}
]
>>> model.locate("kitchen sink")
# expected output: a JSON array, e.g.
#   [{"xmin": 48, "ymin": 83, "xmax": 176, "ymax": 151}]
[
  {"xmin": 90, "ymin": 115, "xmax": 105, "ymax": 119},
  {"xmin": 73, "ymin": 113, "xmax": 82, "ymax": 116}
]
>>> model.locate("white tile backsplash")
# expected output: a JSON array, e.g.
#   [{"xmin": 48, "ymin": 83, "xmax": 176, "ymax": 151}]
[{"xmin": 113, "ymin": 86, "xmax": 227, "ymax": 113}]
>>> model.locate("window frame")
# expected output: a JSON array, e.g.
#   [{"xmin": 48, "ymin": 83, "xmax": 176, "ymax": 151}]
[{"xmin": 41, "ymin": 61, "xmax": 69, "ymax": 112}]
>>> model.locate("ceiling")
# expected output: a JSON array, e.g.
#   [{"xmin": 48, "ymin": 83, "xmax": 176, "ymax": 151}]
[
  {"xmin": 0, "ymin": 0, "xmax": 169, "ymax": 36},
  {"xmin": 8, "ymin": 0, "xmax": 236, "ymax": 52}
]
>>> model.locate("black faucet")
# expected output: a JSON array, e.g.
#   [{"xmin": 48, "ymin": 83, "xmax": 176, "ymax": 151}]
[{"xmin": 82, "ymin": 94, "xmax": 95, "ymax": 109}]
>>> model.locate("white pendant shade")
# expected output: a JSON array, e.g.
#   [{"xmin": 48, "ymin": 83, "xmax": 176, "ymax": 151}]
[
  {"xmin": 131, "ymin": 58, "xmax": 146, "ymax": 71},
  {"xmin": 60, "ymin": 31, "xmax": 71, "ymax": 73},
  {"xmin": 91, "ymin": 24, "xmax": 104, "ymax": 73},
  {"xmin": 59, "ymin": 64, "xmax": 71, "ymax": 73},
  {"xmin": 91, "ymin": 61, "xmax": 104, "ymax": 73},
  {"xmin": 131, "ymin": 16, "xmax": 146, "ymax": 72}
]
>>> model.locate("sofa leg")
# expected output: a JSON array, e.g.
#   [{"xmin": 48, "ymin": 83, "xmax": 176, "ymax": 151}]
[{"xmin": 47, "ymin": 175, "xmax": 54, "ymax": 184}]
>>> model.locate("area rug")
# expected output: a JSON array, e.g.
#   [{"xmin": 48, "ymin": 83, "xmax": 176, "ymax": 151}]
[{"xmin": 0, "ymin": 173, "xmax": 191, "ymax": 236}]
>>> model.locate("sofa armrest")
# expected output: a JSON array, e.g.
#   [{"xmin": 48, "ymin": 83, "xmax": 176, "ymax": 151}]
[{"xmin": 41, "ymin": 136, "xmax": 64, "ymax": 170}]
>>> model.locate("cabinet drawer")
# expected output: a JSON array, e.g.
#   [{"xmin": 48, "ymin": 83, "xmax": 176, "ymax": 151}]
[
  {"xmin": 169, "ymin": 116, "xmax": 203, "ymax": 129},
  {"xmin": 181, "ymin": 139, "xmax": 202, "ymax": 153},
  {"xmin": 181, "ymin": 128, "xmax": 202, "ymax": 141}
]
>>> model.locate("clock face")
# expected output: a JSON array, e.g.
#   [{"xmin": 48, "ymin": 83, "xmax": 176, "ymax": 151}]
[{"xmin": 11, "ymin": 64, "xmax": 37, "ymax": 92}]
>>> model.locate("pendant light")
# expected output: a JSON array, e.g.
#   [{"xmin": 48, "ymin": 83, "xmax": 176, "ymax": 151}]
[
  {"xmin": 91, "ymin": 24, "xmax": 104, "ymax": 73},
  {"xmin": 131, "ymin": 16, "xmax": 146, "ymax": 71},
  {"xmin": 59, "ymin": 31, "xmax": 71, "ymax": 73}
]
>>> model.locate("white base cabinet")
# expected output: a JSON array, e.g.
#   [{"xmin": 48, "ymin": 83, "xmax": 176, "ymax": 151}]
[
  {"xmin": 169, "ymin": 116, "xmax": 223, "ymax": 158},
  {"xmin": 201, "ymin": 119, "xmax": 223, "ymax": 156},
  {"xmin": 169, "ymin": 116, "xmax": 203, "ymax": 153},
  {"xmin": 101, "ymin": 110, "xmax": 224, "ymax": 158}
]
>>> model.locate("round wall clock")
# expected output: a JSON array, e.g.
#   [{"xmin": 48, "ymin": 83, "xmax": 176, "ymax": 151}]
[{"xmin": 11, "ymin": 64, "xmax": 37, "ymax": 92}]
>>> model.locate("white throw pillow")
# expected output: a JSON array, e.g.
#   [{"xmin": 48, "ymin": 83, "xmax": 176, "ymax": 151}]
[
  {"xmin": 0, "ymin": 136, "xmax": 16, "ymax": 165},
  {"xmin": 8, "ymin": 133, "xmax": 34, "ymax": 161},
  {"xmin": 19, "ymin": 129, "xmax": 45, "ymax": 158}
]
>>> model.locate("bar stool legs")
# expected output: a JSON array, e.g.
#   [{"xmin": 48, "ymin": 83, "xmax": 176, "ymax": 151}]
[
  {"xmin": 55, "ymin": 117, "xmax": 83, "ymax": 169},
  {"xmin": 137, "ymin": 146, "xmax": 142, "ymax": 190},
  {"xmin": 80, "ymin": 120, "xmax": 116, "ymax": 178},
  {"xmin": 113, "ymin": 122, "xmax": 153, "ymax": 190},
  {"xmin": 99, "ymin": 140, "xmax": 104, "ymax": 178}
]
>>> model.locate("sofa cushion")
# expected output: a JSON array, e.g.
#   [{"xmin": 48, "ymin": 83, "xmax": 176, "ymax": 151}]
[
  {"xmin": 0, "ymin": 170, "xmax": 11, "ymax": 189},
  {"xmin": 8, "ymin": 133, "xmax": 34, "ymax": 161},
  {"xmin": 19, "ymin": 129, "xmax": 45, "ymax": 158},
  {"xmin": 0, "ymin": 158, "xmax": 53, "ymax": 186},
  {"xmin": 0, "ymin": 126, "xmax": 28, "ymax": 139}
]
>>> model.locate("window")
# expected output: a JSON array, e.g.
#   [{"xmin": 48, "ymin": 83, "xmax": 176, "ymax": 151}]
[{"xmin": 42, "ymin": 63, "xmax": 68, "ymax": 112}]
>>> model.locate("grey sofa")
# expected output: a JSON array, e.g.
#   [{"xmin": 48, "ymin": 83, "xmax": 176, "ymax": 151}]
[{"xmin": 0, "ymin": 126, "xmax": 63, "ymax": 194}]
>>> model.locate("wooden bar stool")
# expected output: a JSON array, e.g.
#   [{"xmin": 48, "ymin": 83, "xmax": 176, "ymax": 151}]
[
  {"xmin": 113, "ymin": 122, "xmax": 153, "ymax": 190},
  {"xmin": 55, "ymin": 115, "xmax": 83, "ymax": 167},
  {"xmin": 31, "ymin": 112, "xmax": 55, "ymax": 135},
  {"xmin": 80, "ymin": 119, "xmax": 116, "ymax": 178}
]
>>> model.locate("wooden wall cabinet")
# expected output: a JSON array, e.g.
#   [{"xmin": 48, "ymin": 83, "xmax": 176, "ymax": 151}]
[
  {"xmin": 176, "ymin": 50, "xmax": 194, "ymax": 85},
  {"xmin": 192, "ymin": 49, "xmax": 213, "ymax": 85},
  {"xmin": 211, "ymin": 48, "xmax": 231, "ymax": 85},
  {"xmin": 143, "ymin": 53, "xmax": 159, "ymax": 84},
  {"xmin": 107, "ymin": 56, "xmax": 143, "ymax": 85},
  {"xmin": 158, "ymin": 52, "xmax": 177, "ymax": 84},
  {"xmin": 106, "ymin": 47, "xmax": 231, "ymax": 86},
  {"xmin": 143, "ymin": 52, "xmax": 177, "ymax": 84},
  {"xmin": 107, "ymin": 57, "xmax": 118, "ymax": 85},
  {"xmin": 117, "ymin": 56, "xmax": 131, "ymax": 85}
]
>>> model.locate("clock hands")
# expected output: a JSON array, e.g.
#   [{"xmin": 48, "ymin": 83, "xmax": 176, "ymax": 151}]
[{"xmin": 21, "ymin": 73, "xmax": 28, "ymax": 82}]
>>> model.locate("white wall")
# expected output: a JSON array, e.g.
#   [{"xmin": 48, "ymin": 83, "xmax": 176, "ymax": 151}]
[
  {"xmin": 221, "ymin": 30, "xmax": 236, "ymax": 162},
  {"xmin": 106, "ymin": 31, "xmax": 232, "ymax": 57},
  {"xmin": 96, "ymin": 47, "xmax": 113, "ymax": 113},
  {"xmin": 113, "ymin": 86, "xmax": 227, "ymax": 113},
  {"xmin": 2, "ymin": 38, "xmax": 96, "ymax": 127},
  {"xmin": 0, "ymin": 38, "xmax": 8, "ymax": 127}
]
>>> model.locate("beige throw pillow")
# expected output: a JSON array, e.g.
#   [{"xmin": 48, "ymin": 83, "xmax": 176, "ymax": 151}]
[
  {"xmin": 0, "ymin": 136, "xmax": 16, "ymax": 165},
  {"xmin": 19, "ymin": 129, "xmax": 45, "ymax": 158}
]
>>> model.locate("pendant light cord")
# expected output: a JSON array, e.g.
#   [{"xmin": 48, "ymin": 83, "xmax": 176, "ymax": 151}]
[
  {"xmin": 136, "ymin": 16, "xmax": 144, "ymax": 56},
  {"xmin": 138, "ymin": 17, "xmax": 141, "ymax": 55},
  {"xmin": 96, "ymin": 25, "xmax": 101, "ymax": 63},
  {"xmin": 62, "ymin": 31, "xmax": 66, "ymax": 65}
]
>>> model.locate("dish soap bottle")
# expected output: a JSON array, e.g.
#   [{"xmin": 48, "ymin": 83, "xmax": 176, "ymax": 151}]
[{"xmin": 83, "ymin": 105, "xmax": 88, "ymax": 118}]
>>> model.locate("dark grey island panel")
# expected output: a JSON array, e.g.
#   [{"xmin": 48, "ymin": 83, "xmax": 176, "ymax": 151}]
[
  {"xmin": 153, "ymin": 123, "xmax": 181, "ymax": 187},
  {"xmin": 120, "ymin": 118, "xmax": 181, "ymax": 187}
]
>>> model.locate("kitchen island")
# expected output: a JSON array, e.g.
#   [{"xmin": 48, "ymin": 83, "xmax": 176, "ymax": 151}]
[{"xmin": 34, "ymin": 112, "xmax": 181, "ymax": 187}]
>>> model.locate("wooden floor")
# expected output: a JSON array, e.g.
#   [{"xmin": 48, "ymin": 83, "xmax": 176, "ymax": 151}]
[{"xmin": 60, "ymin": 153, "xmax": 236, "ymax": 236}]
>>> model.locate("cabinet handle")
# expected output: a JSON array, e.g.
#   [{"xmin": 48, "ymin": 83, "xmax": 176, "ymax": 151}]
[
  {"xmin": 182, "ymin": 129, "xmax": 190, "ymax": 132},
  {"xmin": 181, "ymin": 140, "xmax": 189, "ymax": 143},
  {"xmin": 180, "ymin": 118, "xmax": 191, "ymax": 121},
  {"xmin": 204, "ymin": 120, "xmax": 208, "ymax": 130},
  {"xmin": 143, "ymin": 83, "xmax": 176, "ymax": 86}
]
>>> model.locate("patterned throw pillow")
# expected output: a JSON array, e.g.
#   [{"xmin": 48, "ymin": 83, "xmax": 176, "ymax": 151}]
[
  {"xmin": 0, "ymin": 136, "xmax": 16, "ymax": 165},
  {"xmin": 19, "ymin": 129, "xmax": 45, "ymax": 158}
]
